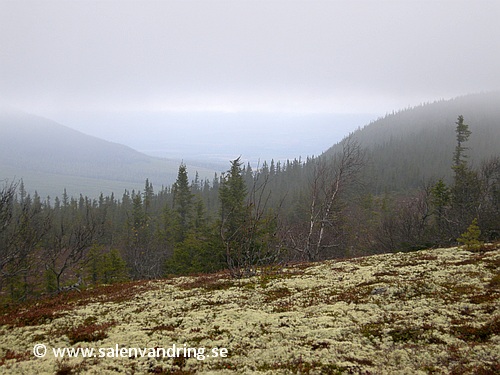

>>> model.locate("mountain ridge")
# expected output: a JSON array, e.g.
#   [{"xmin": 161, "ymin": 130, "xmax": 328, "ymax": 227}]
[
  {"xmin": 323, "ymin": 91, "xmax": 500, "ymax": 192},
  {"xmin": 2, "ymin": 92, "xmax": 499, "ymax": 198},
  {"xmin": 0, "ymin": 109, "xmax": 215, "ymax": 198}
]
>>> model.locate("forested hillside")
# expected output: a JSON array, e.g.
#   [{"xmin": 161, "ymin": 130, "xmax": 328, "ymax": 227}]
[
  {"xmin": 1, "ymin": 93, "xmax": 499, "ymax": 305},
  {"xmin": 0, "ymin": 110, "xmax": 214, "ymax": 198},
  {"xmin": 324, "ymin": 92, "xmax": 500, "ymax": 193}
]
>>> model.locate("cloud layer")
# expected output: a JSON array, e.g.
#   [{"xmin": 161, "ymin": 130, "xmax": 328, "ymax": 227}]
[{"xmin": 1, "ymin": 1, "xmax": 499, "ymax": 113}]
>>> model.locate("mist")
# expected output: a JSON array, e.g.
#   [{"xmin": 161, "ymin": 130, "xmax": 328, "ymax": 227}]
[
  {"xmin": 46, "ymin": 111, "xmax": 375, "ymax": 167},
  {"xmin": 1, "ymin": 0, "xmax": 499, "ymax": 164}
]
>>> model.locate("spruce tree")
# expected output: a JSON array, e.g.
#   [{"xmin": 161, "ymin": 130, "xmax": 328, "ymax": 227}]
[
  {"xmin": 431, "ymin": 179, "xmax": 451, "ymax": 242},
  {"xmin": 453, "ymin": 115, "xmax": 472, "ymax": 168},
  {"xmin": 219, "ymin": 158, "xmax": 247, "ymax": 234},
  {"xmin": 450, "ymin": 116, "xmax": 481, "ymax": 235},
  {"xmin": 172, "ymin": 163, "xmax": 193, "ymax": 241},
  {"xmin": 219, "ymin": 157, "xmax": 248, "ymax": 275},
  {"xmin": 219, "ymin": 157, "xmax": 282, "ymax": 276},
  {"xmin": 457, "ymin": 218, "xmax": 483, "ymax": 251},
  {"xmin": 143, "ymin": 179, "xmax": 153, "ymax": 214}
]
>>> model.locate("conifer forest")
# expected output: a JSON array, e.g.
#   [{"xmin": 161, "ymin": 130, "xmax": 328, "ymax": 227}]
[{"xmin": 1, "ymin": 107, "xmax": 499, "ymax": 304}]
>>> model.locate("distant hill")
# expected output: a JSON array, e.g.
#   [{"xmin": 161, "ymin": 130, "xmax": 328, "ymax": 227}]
[
  {"xmin": 324, "ymin": 92, "xmax": 500, "ymax": 193},
  {"xmin": 4, "ymin": 92, "xmax": 499, "ymax": 198},
  {"xmin": 50, "ymin": 111, "xmax": 375, "ymax": 169},
  {"xmin": 0, "ymin": 110, "xmax": 215, "ymax": 198}
]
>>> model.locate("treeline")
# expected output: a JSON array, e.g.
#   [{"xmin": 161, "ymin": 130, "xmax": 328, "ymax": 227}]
[{"xmin": 1, "ymin": 116, "xmax": 499, "ymax": 304}]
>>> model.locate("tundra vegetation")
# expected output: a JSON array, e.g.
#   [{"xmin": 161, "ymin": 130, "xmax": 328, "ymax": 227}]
[
  {"xmin": 1, "ymin": 115, "xmax": 499, "ymax": 302},
  {"xmin": 0, "ymin": 246, "xmax": 498, "ymax": 373}
]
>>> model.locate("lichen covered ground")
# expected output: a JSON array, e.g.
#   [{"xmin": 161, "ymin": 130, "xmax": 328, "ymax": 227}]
[{"xmin": 1, "ymin": 246, "xmax": 499, "ymax": 374}]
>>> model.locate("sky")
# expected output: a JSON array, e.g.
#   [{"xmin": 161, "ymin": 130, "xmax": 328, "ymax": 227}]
[
  {"xmin": 1, "ymin": 0, "xmax": 500, "ymax": 163},
  {"xmin": 2, "ymin": 0, "xmax": 499, "ymax": 114}
]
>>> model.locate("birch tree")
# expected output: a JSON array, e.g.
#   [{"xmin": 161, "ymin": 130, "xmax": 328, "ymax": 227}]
[{"xmin": 289, "ymin": 135, "xmax": 365, "ymax": 261}]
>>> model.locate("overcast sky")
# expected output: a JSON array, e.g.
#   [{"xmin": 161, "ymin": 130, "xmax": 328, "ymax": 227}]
[{"xmin": 2, "ymin": 0, "xmax": 499, "ymax": 116}]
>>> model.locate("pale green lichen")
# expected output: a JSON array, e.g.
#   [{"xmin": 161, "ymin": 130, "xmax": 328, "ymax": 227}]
[{"xmin": 0, "ymin": 246, "xmax": 499, "ymax": 374}]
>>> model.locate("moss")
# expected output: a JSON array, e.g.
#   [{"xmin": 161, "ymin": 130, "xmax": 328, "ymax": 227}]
[
  {"xmin": 387, "ymin": 327, "xmax": 424, "ymax": 343},
  {"xmin": 359, "ymin": 322, "xmax": 384, "ymax": 341}
]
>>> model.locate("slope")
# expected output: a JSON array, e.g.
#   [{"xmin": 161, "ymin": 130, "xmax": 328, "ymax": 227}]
[
  {"xmin": 324, "ymin": 92, "xmax": 500, "ymax": 193},
  {"xmin": 0, "ymin": 110, "xmax": 215, "ymax": 198},
  {"xmin": 1, "ymin": 246, "xmax": 498, "ymax": 373}
]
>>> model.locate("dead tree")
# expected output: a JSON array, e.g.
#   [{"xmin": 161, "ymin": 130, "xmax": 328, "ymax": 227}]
[{"xmin": 44, "ymin": 202, "xmax": 97, "ymax": 292}]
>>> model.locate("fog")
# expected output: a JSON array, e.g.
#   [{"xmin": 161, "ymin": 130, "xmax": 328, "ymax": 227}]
[
  {"xmin": 48, "ymin": 111, "xmax": 375, "ymax": 166},
  {"xmin": 1, "ymin": 0, "xmax": 499, "ymax": 161}
]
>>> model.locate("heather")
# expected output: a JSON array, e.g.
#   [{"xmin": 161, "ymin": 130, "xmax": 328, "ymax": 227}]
[{"xmin": 1, "ymin": 246, "xmax": 498, "ymax": 374}]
